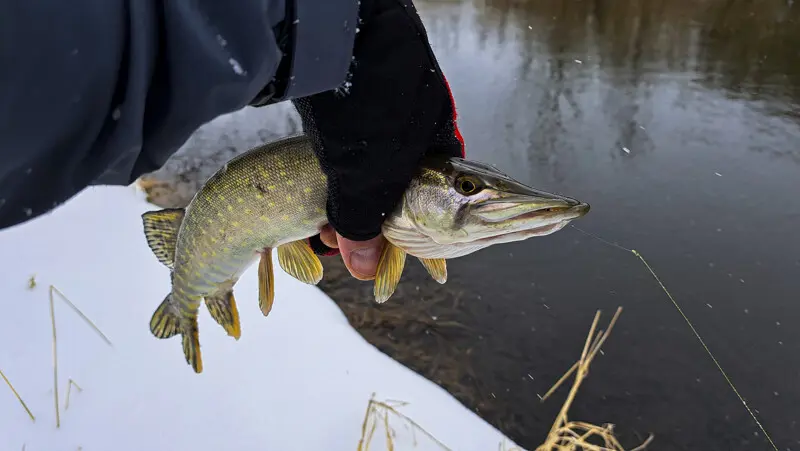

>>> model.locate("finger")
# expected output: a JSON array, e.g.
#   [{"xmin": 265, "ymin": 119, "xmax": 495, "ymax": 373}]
[
  {"xmin": 319, "ymin": 224, "xmax": 339, "ymax": 248},
  {"xmin": 337, "ymin": 233, "xmax": 385, "ymax": 281}
]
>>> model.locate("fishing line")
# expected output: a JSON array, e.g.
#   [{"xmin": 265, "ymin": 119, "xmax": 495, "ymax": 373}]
[{"xmin": 568, "ymin": 224, "xmax": 779, "ymax": 451}]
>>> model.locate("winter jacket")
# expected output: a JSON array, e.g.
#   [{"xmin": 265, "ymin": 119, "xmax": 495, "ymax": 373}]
[{"xmin": 0, "ymin": 0, "xmax": 465, "ymax": 249}]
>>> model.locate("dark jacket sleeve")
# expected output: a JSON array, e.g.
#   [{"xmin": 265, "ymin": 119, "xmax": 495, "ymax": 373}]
[
  {"xmin": 289, "ymin": 0, "xmax": 465, "ymax": 242},
  {"xmin": 0, "ymin": 0, "xmax": 358, "ymax": 230}
]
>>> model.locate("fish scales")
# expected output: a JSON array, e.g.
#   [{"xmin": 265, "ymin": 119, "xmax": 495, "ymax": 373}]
[
  {"xmin": 175, "ymin": 134, "xmax": 328, "ymax": 297},
  {"xmin": 141, "ymin": 133, "xmax": 591, "ymax": 373},
  {"xmin": 143, "ymin": 134, "xmax": 332, "ymax": 373}
]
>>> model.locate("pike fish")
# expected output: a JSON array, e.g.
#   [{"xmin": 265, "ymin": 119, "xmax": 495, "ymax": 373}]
[{"xmin": 141, "ymin": 134, "xmax": 590, "ymax": 373}]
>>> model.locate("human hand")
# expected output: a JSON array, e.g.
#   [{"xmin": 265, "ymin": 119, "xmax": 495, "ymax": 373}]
[
  {"xmin": 318, "ymin": 224, "xmax": 385, "ymax": 281},
  {"xmin": 291, "ymin": 0, "xmax": 463, "ymax": 282}
]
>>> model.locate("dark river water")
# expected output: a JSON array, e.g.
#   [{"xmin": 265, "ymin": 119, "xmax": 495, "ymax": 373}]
[{"xmin": 320, "ymin": 1, "xmax": 800, "ymax": 450}]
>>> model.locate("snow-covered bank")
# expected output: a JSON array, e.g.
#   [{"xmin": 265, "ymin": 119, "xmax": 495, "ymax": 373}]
[
  {"xmin": 140, "ymin": 102, "xmax": 302, "ymax": 208},
  {"xmin": 0, "ymin": 185, "xmax": 521, "ymax": 451}
]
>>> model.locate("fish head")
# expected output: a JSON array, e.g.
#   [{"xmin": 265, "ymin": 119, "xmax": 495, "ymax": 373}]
[{"xmin": 382, "ymin": 156, "xmax": 590, "ymax": 259}]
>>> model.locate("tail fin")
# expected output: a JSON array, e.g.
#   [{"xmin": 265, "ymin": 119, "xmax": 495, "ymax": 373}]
[
  {"xmin": 150, "ymin": 294, "xmax": 181, "ymax": 339},
  {"xmin": 150, "ymin": 294, "xmax": 204, "ymax": 373},
  {"xmin": 181, "ymin": 320, "xmax": 203, "ymax": 373}
]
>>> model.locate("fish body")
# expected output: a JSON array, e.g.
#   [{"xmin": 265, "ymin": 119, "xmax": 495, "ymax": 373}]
[{"xmin": 141, "ymin": 134, "xmax": 590, "ymax": 373}]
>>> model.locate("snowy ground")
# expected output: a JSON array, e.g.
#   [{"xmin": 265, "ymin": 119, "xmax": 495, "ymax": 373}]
[
  {"xmin": 0, "ymin": 185, "xmax": 522, "ymax": 450},
  {"xmin": 139, "ymin": 102, "xmax": 302, "ymax": 208}
]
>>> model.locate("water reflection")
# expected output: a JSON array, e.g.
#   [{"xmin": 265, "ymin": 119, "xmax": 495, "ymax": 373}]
[
  {"xmin": 327, "ymin": 1, "xmax": 800, "ymax": 450},
  {"xmin": 417, "ymin": 0, "xmax": 800, "ymax": 179}
]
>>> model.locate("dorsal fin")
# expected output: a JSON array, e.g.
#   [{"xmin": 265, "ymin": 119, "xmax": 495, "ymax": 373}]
[{"xmin": 141, "ymin": 208, "xmax": 185, "ymax": 269}]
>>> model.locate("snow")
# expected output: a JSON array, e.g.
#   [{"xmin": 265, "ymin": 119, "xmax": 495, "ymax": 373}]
[
  {"xmin": 140, "ymin": 103, "xmax": 302, "ymax": 208},
  {"xmin": 229, "ymin": 58, "xmax": 245, "ymax": 76},
  {"xmin": 0, "ymin": 185, "xmax": 521, "ymax": 451}
]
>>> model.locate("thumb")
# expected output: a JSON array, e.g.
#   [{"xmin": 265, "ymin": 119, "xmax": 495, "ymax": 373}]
[{"xmin": 337, "ymin": 233, "xmax": 385, "ymax": 281}]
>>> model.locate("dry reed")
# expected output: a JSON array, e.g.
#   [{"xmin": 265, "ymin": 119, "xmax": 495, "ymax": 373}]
[
  {"xmin": 64, "ymin": 379, "xmax": 83, "ymax": 411},
  {"xmin": 356, "ymin": 308, "xmax": 654, "ymax": 451},
  {"xmin": 48, "ymin": 284, "xmax": 113, "ymax": 427},
  {"xmin": 535, "ymin": 307, "xmax": 653, "ymax": 451},
  {"xmin": 0, "ymin": 368, "xmax": 35, "ymax": 422},
  {"xmin": 357, "ymin": 394, "xmax": 452, "ymax": 451}
]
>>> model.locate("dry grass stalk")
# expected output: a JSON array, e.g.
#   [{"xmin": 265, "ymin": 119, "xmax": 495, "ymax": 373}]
[
  {"xmin": 49, "ymin": 287, "xmax": 61, "ymax": 428},
  {"xmin": 48, "ymin": 284, "xmax": 114, "ymax": 427},
  {"xmin": 65, "ymin": 379, "xmax": 83, "ymax": 410},
  {"xmin": 535, "ymin": 307, "xmax": 654, "ymax": 451},
  {"xmin": 570, "ymin": 226, "xmax": 777, "ymax": 450},
  {"xmin": 0, "ymin": 368, "xmax": 35, "ymax": 422},
  {"xmin": 357, "ymin": 393, "xmax": 452, "ymax": 451},
  {"xmin": 353, "ymin": 307, "xmax": 655, "ymax": 451},
  {"xmin": 50, "ymin": 285, "xmax": 113, "ymax": 348}
]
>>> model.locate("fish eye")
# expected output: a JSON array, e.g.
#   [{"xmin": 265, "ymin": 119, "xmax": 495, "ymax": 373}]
[{"xmin": 455, "ymin": 175, "xmax": 482, "ymax": 196}]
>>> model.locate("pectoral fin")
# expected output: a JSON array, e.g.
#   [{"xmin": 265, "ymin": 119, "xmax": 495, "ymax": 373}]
[
  {"xmin": 204, "ymin": 285, "xmax": 241, "ymax": 340},
  {"xmin": 373, "ymin": 242, "xmax": 406, "ymax": 303},
  {"xmin": 277, "ymin": 240, "xmax": 324, "ymax": 285},
  {"xmin": 258, "ymin": 249, "xmax": 275, "ymax": 316},
  {"xmin": 418, "ymin": 258, "xmax": 447, "ymax": 284}
]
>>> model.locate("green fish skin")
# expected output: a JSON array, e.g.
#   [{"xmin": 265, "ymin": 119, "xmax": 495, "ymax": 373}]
[{"xmin": 141, "ymin": 134, "xmax": 590, "ymax": 373}]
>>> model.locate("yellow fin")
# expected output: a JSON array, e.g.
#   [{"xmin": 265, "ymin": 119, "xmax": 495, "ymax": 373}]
[
  {"xmin": 419, "ymin": 258, "xmax": 447, "ymax": 284},
  {"xmin": 150, "ymin": 294, "xmax": 203, "ymax": 373},
  {"xmin": 181, "ymin": 319, "xmax": 203, "ymax": 373},
  {"xmin": 277, "ymin": 240, "xmax": 323, "ymax": 285},
  {"xmin": 374, "ymin": 242, "xmax": 406, "ymax": 303},
  {"xmin": 258, "ymin": 249, "xmax": 275, "ymax": 316},
  {"xmin": 149, "ymin": 294, "xmax": 181, "ymax": 339},
  {"xmin": 204, "ymin": 286, "xmax": 241, "ymax": 340},
  {"xmin": 141, "ymin": 208, "xmax": 185, "ymax": 269}
]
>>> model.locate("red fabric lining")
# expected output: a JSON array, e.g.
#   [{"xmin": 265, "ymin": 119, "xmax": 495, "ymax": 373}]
[
  {"xmin": 441, "ymin": 73, "xmax": 465, "ymax": 158},
  {"xmin": 307, "ymin": 236, "xmax": 340, "ymax": 256}
]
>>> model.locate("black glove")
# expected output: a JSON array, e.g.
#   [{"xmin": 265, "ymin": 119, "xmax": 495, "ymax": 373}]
[
  {"xmin": 251, "ymin": 0, "xmax": 464, "ymax": 255},
  {"xmin": 297, "ymin": 0, "xmax": 466, "ymax": 256}
]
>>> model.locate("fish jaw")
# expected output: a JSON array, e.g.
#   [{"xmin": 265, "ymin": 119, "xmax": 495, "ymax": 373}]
[
  {"xmin": 382, "ymin": 156, "xmax": 590, "ymax": 259},
  {"xmin": 462, "ymin": 199, "xmax": 590, "ymax": 243},
  {"xmin": 384, "ymin": 202, "xmax": 588, "ymax": 259}
]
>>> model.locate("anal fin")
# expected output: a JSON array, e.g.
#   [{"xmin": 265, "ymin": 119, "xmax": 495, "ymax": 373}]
[
  {"xmin": 141, "ymin": 208, "xmax": 185, "ymax": 269},
  {"xmin": 277, "ymin": 240, "xmax": 323, "ymax": 285},
  {"xmin": 258, "ymin": 249, "xmax": 275, "ymax": 316},
  {"xmin": 418, "ymin": 258, "xmax": 447, "ymax": 284},
  {"xmin": 374, "ymin": 242, "xmax": 407, "ymax": 303},
  {"xmin": 204, "ymin": 285, "xmax": 241, "ymax": 340}
]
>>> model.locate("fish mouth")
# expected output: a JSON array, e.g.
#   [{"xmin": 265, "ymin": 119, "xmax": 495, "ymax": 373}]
[
  {"xmin": 471, "ymin": 221, "xmax": 568, "ymax": 244},
  {"xmin": 468, "ymin": 194, "xmax": 589, "ymax": 245},
  {"xmin": 472, "ymin": 194, "xmax": 590, "ymax": 224},
  {"xmin": 466, "ymin": 203, "xmax": 588, "ymax": 247},
  {"xmin": 508, "ymin": 201, "xmax": 589, "ymax": 221}
]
